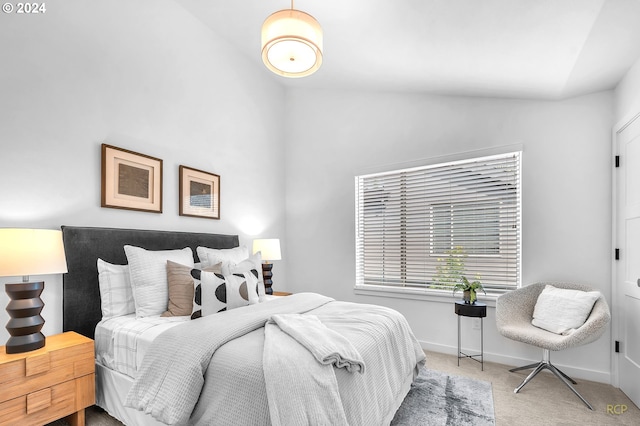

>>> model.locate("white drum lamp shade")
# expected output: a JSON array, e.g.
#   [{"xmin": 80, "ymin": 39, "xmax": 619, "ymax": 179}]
[
  {"xmin": 261, "ymin": 8, "xmax": 323, "ymax": 78},
  {"xmin": 0, "ymin": 229, "xmax": 68, "ymax": 277},
  {"xmin": 252, "ymin": 239, "xmax": 282, "ymax": 262}
]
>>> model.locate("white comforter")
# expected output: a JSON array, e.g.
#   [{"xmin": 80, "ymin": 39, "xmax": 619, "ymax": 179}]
[{"xmin": 125, "ymin": 293, "xmax": 426, "ymax": 426}]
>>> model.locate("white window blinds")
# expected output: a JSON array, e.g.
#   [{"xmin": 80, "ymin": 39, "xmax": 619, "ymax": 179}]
[{"xmin": 355, "ymin": 151, "xmax": 521, "ymax": 293}]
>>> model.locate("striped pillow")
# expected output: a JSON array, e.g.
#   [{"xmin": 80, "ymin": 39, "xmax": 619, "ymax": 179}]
[{"xmin": 97, "ymin": 259, "xmax": 134, "ymax": 318}]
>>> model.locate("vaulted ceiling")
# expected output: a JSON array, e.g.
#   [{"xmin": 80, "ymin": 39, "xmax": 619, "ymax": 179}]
[{"xmin": 175, "ymin": 0, "xmax": 640, "ymax": 99}]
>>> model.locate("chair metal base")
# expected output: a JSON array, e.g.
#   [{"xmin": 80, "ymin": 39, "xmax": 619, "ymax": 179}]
[{"xmin": 509, "ymin": 349, "xmax": 593, "ymax": 410}]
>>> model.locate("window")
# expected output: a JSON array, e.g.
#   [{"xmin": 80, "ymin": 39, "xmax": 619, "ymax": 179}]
[{"xmin": 355, "ymin": 151, "xmax": 521, "ymax": 294}]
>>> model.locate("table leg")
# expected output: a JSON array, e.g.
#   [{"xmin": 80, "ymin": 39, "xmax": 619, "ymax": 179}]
[
  {"xmin": 481, "ymin": 317, "xmax": 484, "ymax": 371},
  {"xmin": 457, "ymin": 314, "xmax": 461, "ymax": 366},
  {"xmin": 65, "ymin": 409, "xmax": 85, "ymax": 426}
]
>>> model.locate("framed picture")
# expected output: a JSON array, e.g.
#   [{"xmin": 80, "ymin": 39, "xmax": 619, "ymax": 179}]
[
  {"xmin": 101, "ymin": 144, "xmax": 163, "ymax": 213},
  {"xmin": 179, "ymin": 165, "xmax": 220, "ymax": 219}
]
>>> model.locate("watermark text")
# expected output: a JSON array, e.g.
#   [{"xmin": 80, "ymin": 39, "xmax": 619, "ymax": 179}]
[
  {"xmin": 607, "ymin": 404, "xmax": 628, "ymax": 415},
  {"xmin": 2, "ymin": 3, "xmax": 46, "ymax": 14}
]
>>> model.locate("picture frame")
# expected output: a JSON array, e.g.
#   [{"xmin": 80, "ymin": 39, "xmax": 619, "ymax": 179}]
[
  {"xmin": 179, "ymin": 165, "xmax": 220, "ymax": 219},
  {"xmin": 101, "ymin": 143, "xmax": 163, "ymax": 213}
]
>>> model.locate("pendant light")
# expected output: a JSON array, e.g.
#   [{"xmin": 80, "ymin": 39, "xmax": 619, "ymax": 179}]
[{"xmin": 261, "ymin": 1, "xmax": 323, "ymax": 78}]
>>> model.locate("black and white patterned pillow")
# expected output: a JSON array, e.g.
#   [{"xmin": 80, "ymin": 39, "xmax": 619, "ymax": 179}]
[
  {"xmin": 223, "ymin": 253, "xmax": 266, "ymax": 302},
  {"xmin": 191, "ymin": 269, "xmax": 260, "ymax": 319}
]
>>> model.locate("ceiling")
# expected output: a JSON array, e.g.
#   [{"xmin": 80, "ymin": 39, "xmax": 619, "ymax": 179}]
[{"xmin": 174, "ymin": 0, "xmax": 640, "ymax": 99}]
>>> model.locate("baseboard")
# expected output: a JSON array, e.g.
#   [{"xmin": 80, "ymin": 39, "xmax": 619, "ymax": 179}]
[{"xmin": 418, "ymin": 339, "xmax": 611, "ymax": 385}]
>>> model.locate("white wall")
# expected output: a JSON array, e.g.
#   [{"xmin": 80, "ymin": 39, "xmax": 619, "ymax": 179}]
[
  {"xmin": 615, "ymin": 57, "xmax": 640, "ymax": 122},
  {"xmin": 0, "ymin": 0, "xmax": 286, "ymax": 343},
  {"xmin": 285, "ymin": 89, "xmax": 614, "ymax": 382}
]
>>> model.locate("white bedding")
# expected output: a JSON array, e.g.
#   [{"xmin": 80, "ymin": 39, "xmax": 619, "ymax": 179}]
[
  {"xmin": 127, "ymin": 293, "xmax": 425, "ymax": 425},
  {"xmin": 95, "ymin": 293, "xmax": 425, "ymax": 426},
  {"xmin": 95, "ymin": 314, "xmax": 189, "ymax": 377},
  {"xmin": 96, "ymin": 361, "xmax": 167, "ymax": 426},
  {"xmin": 94, "ymin": 297, "xmax": 282, "ymax": 377}
]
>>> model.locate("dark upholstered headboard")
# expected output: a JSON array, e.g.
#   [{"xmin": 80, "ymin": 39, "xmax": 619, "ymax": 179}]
[{"xmin": 61, "ymin": 226, "xmax": 239, "ymax": 339}]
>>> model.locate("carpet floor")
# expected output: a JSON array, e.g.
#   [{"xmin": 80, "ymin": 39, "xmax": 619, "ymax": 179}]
[
  {"xmin": 426, "ymin": 350, "xmax": 640, "ymax": 426},
  {"xmin": 48, "ymin": 350, "xmax": 640, "ymax": 426}
]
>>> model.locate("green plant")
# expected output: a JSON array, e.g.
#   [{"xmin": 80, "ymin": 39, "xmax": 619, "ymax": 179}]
[
  {"xmin": 432, "ymin": 246, "xmax": 467, "ymax": 288},
  {"xmin": 453, "ymin": 276, "xmax": 486, "ymax": 304}
]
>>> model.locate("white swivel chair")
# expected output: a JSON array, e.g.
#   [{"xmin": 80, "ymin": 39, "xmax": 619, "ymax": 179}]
[{"xmin": 495, "ymin": 282, "xmax": 610, "ymax": 410}]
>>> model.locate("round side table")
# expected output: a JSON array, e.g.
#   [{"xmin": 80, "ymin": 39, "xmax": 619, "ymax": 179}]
[{"xmin": 454, "ymin": 300, "xmax": 487, "ymax": 370}]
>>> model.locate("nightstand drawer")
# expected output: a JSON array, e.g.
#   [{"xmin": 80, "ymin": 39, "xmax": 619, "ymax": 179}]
[
  {"xmin": 0, "ymin": 378, "xmax": 80, "ymax": 426},
  {"xmin": 0, "ymin": 332, "xmax": 95, "ymax": 426},
  {"xmin": 0, "ymin": 340, "xmax": 93, "ymax": 404}
]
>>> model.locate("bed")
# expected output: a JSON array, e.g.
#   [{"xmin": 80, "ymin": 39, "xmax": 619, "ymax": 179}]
[{"xmin": 61, "ymin": 225, "xmax": 425, "ymax": 426}]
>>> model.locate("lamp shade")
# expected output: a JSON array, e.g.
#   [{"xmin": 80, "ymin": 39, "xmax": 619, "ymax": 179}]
[
  {"xmin": 0, "ymin": 229, "xmax": 68, "ymax": 277},
  {"xmin": 261, "ymin": 9, "xmax": 323, "ymax": 78},
  {"xmin": 253, "ymin": 239, "xmax": 282, "ymax": 262}
]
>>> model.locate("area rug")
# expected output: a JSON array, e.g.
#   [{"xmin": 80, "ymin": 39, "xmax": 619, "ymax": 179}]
[{"xmin": 391, "ymin": 367, "xmax": 496, "ymax": 426}]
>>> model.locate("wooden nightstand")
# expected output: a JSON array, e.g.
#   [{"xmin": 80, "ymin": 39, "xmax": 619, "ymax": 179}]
[
  {"xmin": 0, "ymin": 331, "xmax": 95, "ymax": 426},
  {"xmin": 272, "ymin": 291, "xmax": 292, "ymax": 296}
]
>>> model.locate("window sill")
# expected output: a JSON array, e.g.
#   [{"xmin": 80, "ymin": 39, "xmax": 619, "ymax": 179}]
[{"xmin": 353, "ymin": 284, "xmax": 498, "ymax": 308}]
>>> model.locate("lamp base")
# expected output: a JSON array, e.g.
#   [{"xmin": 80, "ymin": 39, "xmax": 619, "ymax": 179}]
[
  {"xmin": 262, "ymin": 263, "xmax": 274, "ymax": 295},
  {"xmin": 6, "ymin": 332, "xmax": 45, "ymax": 354},
  {"xmin": 5, "ymin": 281, "xmax": 46, "ymax": 354}
]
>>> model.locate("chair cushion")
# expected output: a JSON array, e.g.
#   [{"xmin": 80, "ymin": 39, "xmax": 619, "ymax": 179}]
[{"xmin": 531, "ymin": 285, "xmax": 600, "ymax": 335}]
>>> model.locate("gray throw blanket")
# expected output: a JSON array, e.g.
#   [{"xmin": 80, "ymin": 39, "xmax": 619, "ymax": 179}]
[
  {"xmin": 125, "ymin": 293, "xmax": 334, "ymax": 426},
  {"xmin": 263, "ymin": 314, "xmax": 366, "ymax": 426},
  {"xmin": 263, "ymin": 302, "xmax": 426, "ymax": 426},
  {"xmin": 268, "ymin": 314, "xmax": 365, "ymax": 373}
]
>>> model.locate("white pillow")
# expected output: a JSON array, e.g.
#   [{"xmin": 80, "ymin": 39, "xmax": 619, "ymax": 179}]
[
  {"xmin": 222, "ymin": 252, "xmax": 265, "ymax": 303},
  {"xmin": 196, "ymin": 245, "xmax": 249, "ymax": 269},
  {"xmin": 124, "ymin": 245, "xmax": 194, "ymax": 318},
  {"xmin": 97, "ymin": 258, "xmax": 134, "ymax": 318},
  {"xmin": 531, "ymin": 285, "xmax": 601, "ymax": 335}
]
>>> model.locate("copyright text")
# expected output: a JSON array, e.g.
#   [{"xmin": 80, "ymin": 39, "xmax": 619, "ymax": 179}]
[{"xmin": 2, "ymin": 3, "xmax": 47, "ymax": 14}]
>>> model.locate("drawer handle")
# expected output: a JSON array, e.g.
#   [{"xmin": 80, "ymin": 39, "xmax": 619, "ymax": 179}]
[
  {"xmin": 27, "ymin": 388, "xmax": 52, "ymax": 414},
  {"xmin": 25, "ymin": 352, "xmax": 50, "ymax": 376}
]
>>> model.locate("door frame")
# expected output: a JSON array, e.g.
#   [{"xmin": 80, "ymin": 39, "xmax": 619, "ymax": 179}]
[{"xmin": 611, "ymin": 109, "xmax": 640, "ymax": 389}]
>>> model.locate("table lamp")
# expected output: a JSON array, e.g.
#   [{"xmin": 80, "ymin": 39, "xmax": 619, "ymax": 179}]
[
  {"xmin": 0, "ymin": 229, "xmax": 67, "ymax": 354},
  {"xmin": 252, "ymin": 238, "xmax": 281, "ymax": 295}
]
